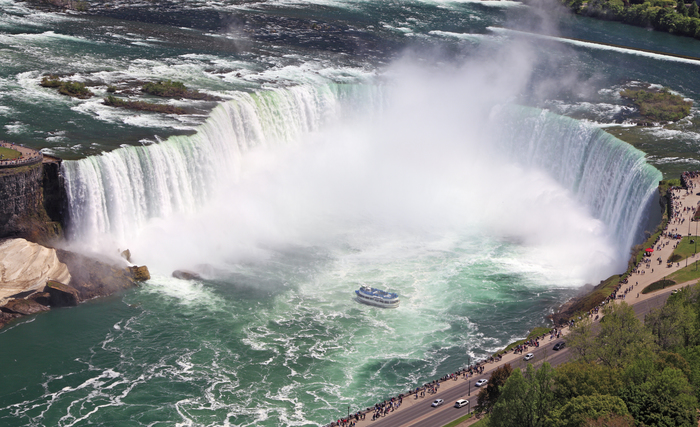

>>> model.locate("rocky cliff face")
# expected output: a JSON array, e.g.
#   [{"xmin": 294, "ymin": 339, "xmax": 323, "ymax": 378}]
[
  {"xmin": 0, "ymin": 164, "xmax": 44, "ymax": 237},
  {"xmin": 0, "ymin": 238, "xmax": 150, "ymax": 329},
  {"xmin": 0, "ymin": 158, "xmax": 65, "ymax": 244}
]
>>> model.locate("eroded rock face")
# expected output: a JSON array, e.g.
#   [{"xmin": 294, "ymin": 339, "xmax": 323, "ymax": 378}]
[
  {"xmin": 0, "ymin": 238, "xmax": 71, "ymax": 302},
  {"xmin": 46, "ymin": 280, "xmax": 80, "ymax": 307}
]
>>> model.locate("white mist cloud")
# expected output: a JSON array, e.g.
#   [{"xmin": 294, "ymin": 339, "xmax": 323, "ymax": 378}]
[{"xmin": 123, "ymin": 40, "xmax": 622, "ymax": 285}]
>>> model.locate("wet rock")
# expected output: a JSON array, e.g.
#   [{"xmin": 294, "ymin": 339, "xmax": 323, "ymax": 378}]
[
  {"xmin": 129, "ymin": 265, "xmax": 150, "ymax": 282},
  {"xmin": 172, "ymin": 269, "xmax": 201, "ymax": 280},
  {"xmin": 0, "ymin": 311, "xmax": 21, "ymax": 328},
  {"xmin": 120, "ymin": 249, "xmax": 131, "ymax": 262},
  {"xmin": 29, "ymin": 291, "xmax": 51, "ymax": 306},
  {"xmin": 45, "ymin": 280, "xmax": 79, "ymax": 307},
  {"xmin": 2, "ymin": 298, "xmax": 50, "ymax": 315}
]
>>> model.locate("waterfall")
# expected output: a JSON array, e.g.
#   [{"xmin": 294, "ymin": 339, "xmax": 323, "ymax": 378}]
[
  {"xmin": 63, "ymin": 83, "xmax": 384, "ymax": 244},
  {"xmin": 492, "ymin": 105, "xmax": 662, "ymax": 254},
  {"xmin": 63, "ymin": 87, "xmax": 661, "ymax": 265}
]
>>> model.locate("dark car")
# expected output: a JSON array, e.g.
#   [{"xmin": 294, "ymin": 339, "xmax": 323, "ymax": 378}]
[{"xmin": 553, "ymin": 341, "xmax": 566, "ymax": 351}]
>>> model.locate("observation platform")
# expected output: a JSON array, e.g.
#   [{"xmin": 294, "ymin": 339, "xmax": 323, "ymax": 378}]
[{"xmin": 0, "ymin": 141, "xmax": 43, "ymax": 169}]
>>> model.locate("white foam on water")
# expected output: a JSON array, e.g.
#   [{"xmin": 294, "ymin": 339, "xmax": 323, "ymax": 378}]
[{"xmin": 489, "ymin": 26, "xmax": 700, "ymax": 66}]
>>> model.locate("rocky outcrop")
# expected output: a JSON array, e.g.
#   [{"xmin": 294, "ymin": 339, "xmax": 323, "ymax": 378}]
[
  {"xmin": 0, "ymin": 238, "xmax": 71, "ymax": 302},
  {"xmin": 2, "ymin": 297, "xmax": 51, "ymax": 315},
  {"xmin": 55, "ymin": 249, "xmax": 141, "ymax": 300},
  {"xmin": 129, "ymin": 265, "xmax": 150, "ymax": 282},
  {"xmin": 172, "ymin": 269, "xmax": 201, "ymax": 280},
  {"xmin": 0, "ymin": 240, "xmax": 149, "ymax": 329},
  {"xmin": 46, "ymin": 280, "xmax": 80, "ymax": 307}
]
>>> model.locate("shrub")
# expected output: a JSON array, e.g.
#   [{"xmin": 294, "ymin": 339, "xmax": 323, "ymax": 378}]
[
  {"xmin": 58, "ymin": 81, "xmax": 93, "ymax": 99},
  {"xmin": 620, "ymin": 87, "xmax": 692, "ymax": 122},
  {"xmin": 141, "ymin": 80, "xmax": 220, "ymax": 101},
  {"xmin": 103, "ymin": 95, "xmax": 186, "ymax": 114},
  {"xmin": 40, "ymin": 75, "xmax": 62, "ymax": 88}
]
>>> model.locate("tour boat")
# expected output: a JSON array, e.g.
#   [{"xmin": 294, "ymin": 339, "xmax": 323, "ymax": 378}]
[{"xmin": 354, "ymin": 284, "xmax": 400, "ymax": 308}]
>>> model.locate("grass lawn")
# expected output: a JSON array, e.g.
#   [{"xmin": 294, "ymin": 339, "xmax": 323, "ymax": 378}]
[
  {"xmin": 495, "ymin": 326, "xmax": 551, "ymax": 355},
  {"xmin": 0, "ymin": 146, "xmax": 21, "ymax": 160},
  {"xmin": 442, "ymin": 412, "xmax": 473, "ymax": 427},
  {"xmin": 669, "ymin": 235, "xmax": 700, "ymax": 262},
  {"xmin": 667, "ymin": 259, "xmax": 700, "ymax": 284}
]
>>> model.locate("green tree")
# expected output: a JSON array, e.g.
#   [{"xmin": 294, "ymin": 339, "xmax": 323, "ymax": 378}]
[
  {"xmin": 488, "ymin": 368, "xmax": 530, "ymax": 427},
  {"xmin": 565, "ymin": 317, "xmax": 596, "ymax": 363},
  {"xmin": 476, "ymin": 363, "xmax": 513, "ymax": 415},
  {"xmin": 620, "ymin": 366, "xmax": 698, "ymax": 427},
  {"xmin": 553, "ymin": 362, "xmax": 623, "ymax": 402},
  {"xmin": 548, "ymin": 395, "xmax": 632, "ymax": 427},
  {"xmin": 488, "ymin": 363, "xmax": 555, "ymax": 427},
  {"xmin": 678, "ymin": 0, "xmax": 689, "ymax": 15},
  {"xmin": 583, "ymin": 414, "xmax": 635, "ymax": 427},
  {"xmin": 679, "ymin": 344, "xmax": 700, "ymax": 402},
  {"xmin": 595, "ymin": 302, "xmax": 656, "ymax": 368},
  {"xmin": 645, "ymin": 298, "xmax": 697, "ymax": 350},
  {"xmin": 689, "ymin": 2, "xmax": 699, "ymax": 18}
]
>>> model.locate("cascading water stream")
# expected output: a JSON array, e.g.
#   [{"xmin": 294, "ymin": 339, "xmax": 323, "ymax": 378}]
[
  {"xmin": 493, "ymin": 105, "xmax": 662, "ymax": 256},
  {"xmin": 63, "ymin": 83, "xmax": 661, "ymax": 276},
  {"xmin": 63, "ymin": 83, "xmax": 383, "ymax": 246}
]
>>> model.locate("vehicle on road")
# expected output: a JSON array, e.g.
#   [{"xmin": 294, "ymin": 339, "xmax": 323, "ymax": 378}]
[
  {"xmin": 475, "ymin": 379, "xmax": 488, "ymax": 387},
  {"xmin": 553, "ymin": 342, "xmax": 566, "ymax": 351},
  {"xmin": 432, "ymin": 399, "xmax": 444, "ymax": 407},
  {"xmin": 454, "ymin": 399, "xmax": 469, "ymax": 408},
  {"xmin": 524, "ymin": 352, "xmax": 534, "ymax": 361}
]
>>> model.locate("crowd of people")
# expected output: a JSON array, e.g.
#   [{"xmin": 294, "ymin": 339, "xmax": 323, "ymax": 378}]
[
  {"xmin": 327, "ymin": 172, "xmax": 700, "ymax": 427},
  {"xmin": 0, "ymin": 141, "xmax": 42, "ymax": 167}
]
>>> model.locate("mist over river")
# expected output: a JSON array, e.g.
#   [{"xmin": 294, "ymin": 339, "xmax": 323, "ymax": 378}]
[{"xmin": 0, "ymin": 0, "xmax": 697, "ymax": 425}]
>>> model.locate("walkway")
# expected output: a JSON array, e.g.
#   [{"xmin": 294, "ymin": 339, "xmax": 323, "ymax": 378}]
[
  {"xmin": 0, "ymin": 141, "xmax": 43, "ymax": 168},
  {"xmin": 329, "ymin": 175, "xmax": 700, "ymax": 427}
]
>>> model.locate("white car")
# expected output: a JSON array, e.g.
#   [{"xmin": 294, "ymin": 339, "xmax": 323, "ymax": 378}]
[
  {"xmin": 524, "ymin": 353, "xmax": 534, "ymax": 361},
  {"xmin": 475, "ymin": 379, "xmax": 488, "ymax": 387},
  {"xmin": 454, "ymin": 399, "xmax": 469, "ymax": 408},
  {"xmin": 431, "ymin": 399, "xmax": 444, "ymax": 407}
]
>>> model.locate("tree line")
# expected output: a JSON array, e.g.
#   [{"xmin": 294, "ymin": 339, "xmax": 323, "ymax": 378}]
[
  {"xmin": 563, "ymin": 0, "xmax": 700, "ymax": 40},
  {"xmin": 475, "ymin": 285, "xmax": 700, "ymax": 426}
]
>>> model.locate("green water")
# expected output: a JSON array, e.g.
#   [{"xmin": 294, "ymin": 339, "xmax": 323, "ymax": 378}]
[{"xmin": 0, "ymin": 1, "xmax": 696, "ymax": 425}]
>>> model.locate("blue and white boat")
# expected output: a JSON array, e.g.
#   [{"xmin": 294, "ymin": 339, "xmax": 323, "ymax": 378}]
[{"xmin": 355, "ymin": 284, "xmax": 400, "ymax": 308}]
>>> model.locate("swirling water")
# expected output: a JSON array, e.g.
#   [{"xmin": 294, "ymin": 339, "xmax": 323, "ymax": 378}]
[{"xmin": 0, "ymin": 0, "xmax": 691, "ymax": 426}]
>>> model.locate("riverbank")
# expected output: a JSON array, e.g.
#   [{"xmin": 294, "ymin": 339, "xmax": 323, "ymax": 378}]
[{"xmin": 331, "ymin": 174, "xmax": 700, "ymax": 427}]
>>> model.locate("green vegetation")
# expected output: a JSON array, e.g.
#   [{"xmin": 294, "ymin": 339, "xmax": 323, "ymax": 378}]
[
  {"xmin": 496, "ymin": 327, "xmax": 552, "ymax": 355},
  {"xmin": 670, "ymin": 235, "xmax": 700, "ymax": 262},
  {"xmin": 471, "ymin": 416, "xmax": 489, "ymax": 427},
  {"xmin": 40, "ymin": 75, "xmax": 93, "ymax": 99},
  {"xmin": 58, "ymin": 81, "xmax": 93, "ymax": 99},
  {"xmin": 642, "ymin": 279, "xmax": 676, "ymax": 294},
  {"xmin": 667, "ymin": 259, "xmax": 700, "ymax": 283},
  {"xmin": 620, "ymin": 87, "xmax": 692, "ymax": 122},
  {"xmin": 103, "ymin": 95, "xmax": 186, "ymax": 115},
  {"xmin": 0, "ymin": 146, "xmax": 21, "ymax": 160},
  {"xmin": 141, "ymin": 80, "xmax": 220, "ymax": 101},
  {"xmin": 40, "ymin": 75, "xmax": 62, "ymax": 88},
  {"xmin": 480, "ymin": 294, "xmax": 700, "ymax": 426},
  {"xmin": 561, "ymin": 0, "xmax": 700, "ymax": 41},
  {"xmin": 441, "ymin": 412, "xmax": 473, "ymax": 427}
]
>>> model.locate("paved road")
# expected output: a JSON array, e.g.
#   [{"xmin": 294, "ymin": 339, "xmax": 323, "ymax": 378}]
[{"xmin": 363, "ymin": 285, "xmax": 678, "ymax": 427}]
